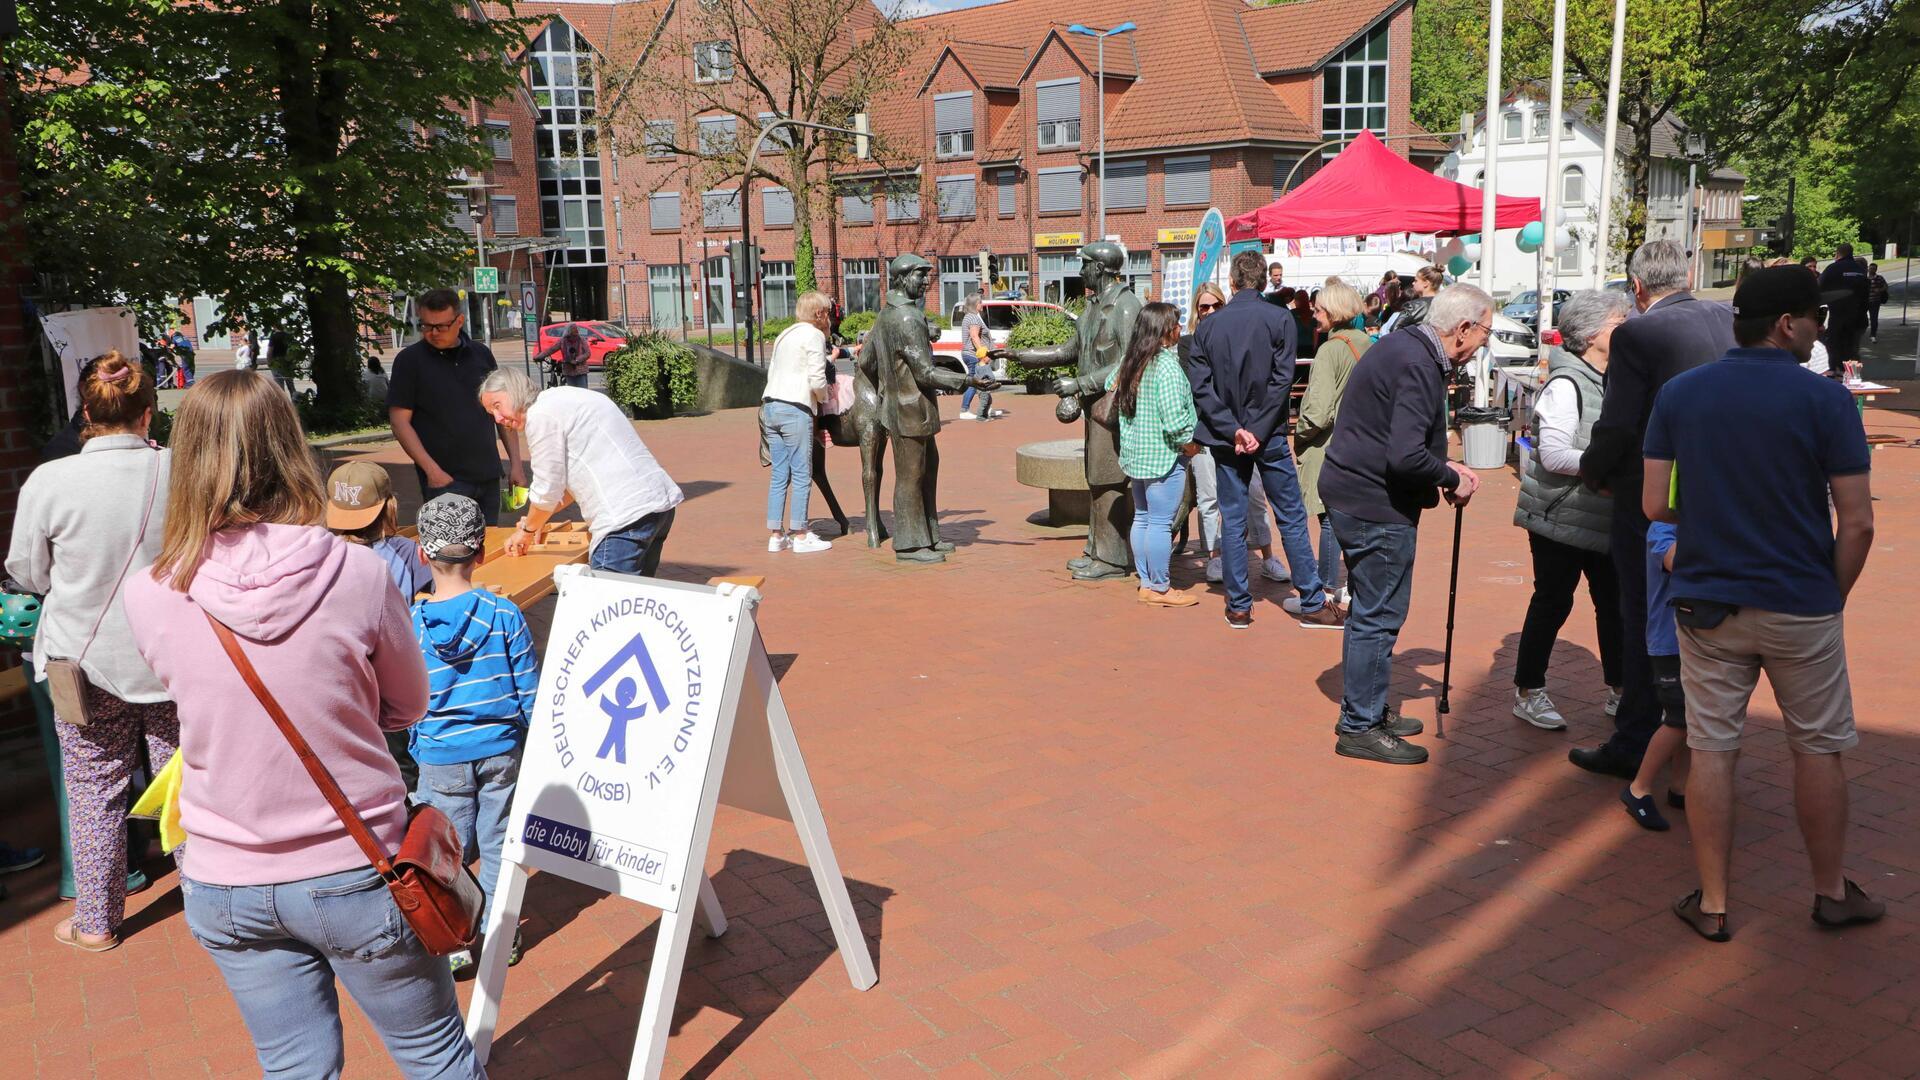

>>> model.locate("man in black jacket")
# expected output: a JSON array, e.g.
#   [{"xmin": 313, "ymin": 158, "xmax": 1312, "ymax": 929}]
[
  {"xmin": 1819, "ymin": 243, "xmax": 1870, "ymax": 363},
  {"xmin": 1320, "ymin": 284, "xmax": 1491, "ymax": 765},
  {"xmin": 1574, "ymin": 241, "xmax": 1734, "ymax": 778},
  {"xmin": 1190, "ymin": 250, "xmax": 1338, "ymax": 629}
]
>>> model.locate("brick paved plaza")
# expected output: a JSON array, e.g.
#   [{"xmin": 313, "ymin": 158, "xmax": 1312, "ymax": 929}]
[{"xmin": 6, "ymin": 394, "xmax": 1920, "ymax": 1078}]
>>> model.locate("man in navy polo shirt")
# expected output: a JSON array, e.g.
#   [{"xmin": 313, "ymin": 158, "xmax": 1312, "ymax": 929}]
[
  {"xmin": 1643, "ymin": 265, "xmax": 1881, "ymax": 943},
  {"xmin": 388, "ymin": 288, "xmax": 526, "ymax": 524}
]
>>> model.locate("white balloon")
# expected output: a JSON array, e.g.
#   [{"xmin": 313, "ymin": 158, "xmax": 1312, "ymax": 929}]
[
  {"xmin": 1554, "ymin": 206, "xmax": 1569, "ymax": 226},
  {"xmin": 1554, "ymin": 225, "xmax": 1574, "ymax": 249},
  {"xmin": 1463, "ymin": 242, "xmax": 1483, "ymax": 261}
]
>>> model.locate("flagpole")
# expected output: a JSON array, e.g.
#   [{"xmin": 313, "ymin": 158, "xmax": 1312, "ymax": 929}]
[
  {"xmin": 1538, "ymin": 0, "xmax": 1567, "ymax": 368},
  {"xmin": 1594, "ymin": 0, "xmax": 1627, "ymax": 286},
  {"xmin": 1476, "ymin": 0, "xmax": 1503, "ymax": 408}
]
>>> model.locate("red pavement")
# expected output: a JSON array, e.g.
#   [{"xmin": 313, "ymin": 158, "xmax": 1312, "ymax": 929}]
[{"xmin": 7, "ymin": 394, "xmax": 1920, "ymax": 1078}]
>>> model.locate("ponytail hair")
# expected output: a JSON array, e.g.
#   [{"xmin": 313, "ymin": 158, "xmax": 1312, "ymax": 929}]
[{"xmin": 80, "ymin": 350, "xmax": 156, "ymax": 438}]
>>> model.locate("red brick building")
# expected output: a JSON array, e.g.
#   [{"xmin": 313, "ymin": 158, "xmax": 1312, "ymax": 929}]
[{"xmin": 468, "ymin": 0, "xmax": 1443, "ymax": 333}]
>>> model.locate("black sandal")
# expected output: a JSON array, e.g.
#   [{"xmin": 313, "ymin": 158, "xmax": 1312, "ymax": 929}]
[{"xmin": 1674, "ymin": 890, "xmax": 1731, "ymax": 942}]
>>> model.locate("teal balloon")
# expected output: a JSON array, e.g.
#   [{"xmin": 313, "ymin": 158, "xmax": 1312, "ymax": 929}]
[
  {"xmin": 1446, "ymin": 254, "xmax": 1473, "ymax": 277},
  {"xmin": 1519, "ymin": 220, "xmax": 1546, "ymax": 251},
  {"xmin": 1461, "ymin": 233, "xmax": 1481, "ymax": 246}
]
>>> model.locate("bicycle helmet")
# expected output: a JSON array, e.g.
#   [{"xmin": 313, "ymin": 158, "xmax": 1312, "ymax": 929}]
[{"xmin": 0, "ymin": 591, "xmax": 41, "ymax": 648}]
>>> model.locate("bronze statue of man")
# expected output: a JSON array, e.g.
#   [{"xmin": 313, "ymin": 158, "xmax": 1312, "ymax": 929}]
[
  {"xmin": 857, "ymin": 254, "xmax": 997, "ymax": 563},
  {"xmin": 1005, "ymin": 241, "xmax": 1140, "ymax": 580}
]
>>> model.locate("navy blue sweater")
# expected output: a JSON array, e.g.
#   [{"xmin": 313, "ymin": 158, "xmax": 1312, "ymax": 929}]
[{"xmin": 1319, "ymin": 326, "xmax": 1459, "ymax": 526}]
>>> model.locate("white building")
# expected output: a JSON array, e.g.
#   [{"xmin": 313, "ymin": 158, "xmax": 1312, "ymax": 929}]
[{"xmin": 1438, "ymin": 94, "xmax": 1740, "ymax": 297}]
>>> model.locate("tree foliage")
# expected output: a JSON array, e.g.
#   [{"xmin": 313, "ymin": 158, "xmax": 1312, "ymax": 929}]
[
  {"xmin": 605, "ymin": 0, "xmax": 922, "ymax": 296},
  {"xmin": 7, "ymin": 0, "xmax": 529, "ymax": 421}
]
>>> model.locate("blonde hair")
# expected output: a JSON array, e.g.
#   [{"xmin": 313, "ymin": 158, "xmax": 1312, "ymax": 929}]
[
  {"xmin": 151, "ymin": 370, "xmax": 327, "ymax": 591},
  {"xmin": 1187, "ymin": 281, "xmax": 1227, "ymax": 333},
  {"xmin": 1315, "ymin": 281, "xmax": 1366, "ymax": 326},
  {"xmin": 795, "ymin": 290, "xmax": 833, "ymax": 323},
  {"xmin": 81, "ymin": 350, "xmax": 156, "ymax": 438}
]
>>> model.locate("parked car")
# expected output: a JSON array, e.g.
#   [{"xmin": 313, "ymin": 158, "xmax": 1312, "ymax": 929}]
[
  {"xmin": 1501, "ymin": 289, "xmax": 1573, "ymax": 330},
  {"xmin": 537, "ymin": 320, "xmax": 630, "ymax": 368},
  {"xmin": 1489, "ymin": 311, "xmax": 1538, "ymax": 364}
]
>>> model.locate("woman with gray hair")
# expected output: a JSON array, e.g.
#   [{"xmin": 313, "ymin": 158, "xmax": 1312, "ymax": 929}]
[
  {"xmin": 479, "ymin": 366, "xmax": 684, "ymax": 575},
  {"xmin": 1510, "ymin": 288, "xmax": 1632, "ymax": 730}
]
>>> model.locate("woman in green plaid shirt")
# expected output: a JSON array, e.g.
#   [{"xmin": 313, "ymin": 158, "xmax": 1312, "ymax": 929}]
[{"xmin": 1107, "ymin": 302, "xmax": 1200, "ymax": 607}]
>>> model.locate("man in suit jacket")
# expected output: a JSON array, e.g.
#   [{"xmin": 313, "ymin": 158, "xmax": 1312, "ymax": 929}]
[
  {"xmin": 861, "ymin": 254, "xmax": 995, "ymax": 563},
  {"xmin": 1574, "ymin": 240, "xmax": 1735, "ymax": 778},
  {"xmin": 1190, "ymin": 249, "xmax": 1338, "ymax": 630}
]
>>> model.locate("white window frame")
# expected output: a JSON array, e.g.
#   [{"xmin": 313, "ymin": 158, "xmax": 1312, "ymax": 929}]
[
  {"xmin": 1036, "ymin": 78, "xmax": 1081, "ymax": 150},
  {"xmin": 694, "ymin": 40, "xmax": 734, "ymax": 83},
  {"xmin": 1501, "ymin": 110, "xmax": 1523, "ymax": 142},
  {"xmin": 1320, "ymin": 24, "xmax": 1389, "ymax": 144},
  {"xmin": 484, "ymin": 121, "xmax": 513, "ymax": 160},
  {"xmin": 488, "ymin": 195, "xmax": 518, "ymax": 233},
  {"xmin": 933, "ymin": 91, "xmax": 974, "ymax": 159},
  {"xmin": 1561, "ymin": 165, "xmax": 1585, "ymax": 206},
  {"xmin": 1530, "ymin": 110, "xmax": 1549, "ymax": 140}
]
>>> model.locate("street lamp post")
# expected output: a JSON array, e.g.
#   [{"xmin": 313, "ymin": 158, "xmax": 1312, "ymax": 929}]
[{"xmin": 1066, "ymin": 22, "xmax": 1135, "ymax": 240}]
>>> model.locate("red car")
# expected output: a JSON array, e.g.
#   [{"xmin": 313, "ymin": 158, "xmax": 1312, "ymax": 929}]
[{"xmin": 537, "ymin": 321, "xmax": 629, "ymax": 369}]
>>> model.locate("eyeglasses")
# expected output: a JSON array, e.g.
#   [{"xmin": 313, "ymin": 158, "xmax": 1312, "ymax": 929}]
[
  {"xmin": 418, "ymin": 317, "xmax": 460, "ymax": 333},
  {"xmin": 1196, "ymin": 302, "xmax": 1221, "ymax": 313}
]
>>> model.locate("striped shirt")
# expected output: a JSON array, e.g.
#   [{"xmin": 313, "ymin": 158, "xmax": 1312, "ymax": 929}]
[
  {"xmin": 408, "ymin": 588, "xmax": 538, "ymax": 765},
  {"xmin": 1110, "ymin": 348, "xmax": 1197, "ymax": 480}
]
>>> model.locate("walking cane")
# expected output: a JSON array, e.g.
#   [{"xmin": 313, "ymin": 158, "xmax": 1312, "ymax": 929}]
[{"xmin": 1437, "ymin": 501, "xmax": 1464, "ymax": 739}]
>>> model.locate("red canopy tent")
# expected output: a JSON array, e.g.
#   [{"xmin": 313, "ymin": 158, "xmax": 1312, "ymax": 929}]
[{"xmin": 1226, "ymin": 131, "xmax": 1539, "ymax": 241}]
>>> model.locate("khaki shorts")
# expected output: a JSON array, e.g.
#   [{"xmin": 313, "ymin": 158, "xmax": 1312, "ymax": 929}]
[{"xmin": 1677, "ymin": 607, "xmax": 1857, "ymax": 754}]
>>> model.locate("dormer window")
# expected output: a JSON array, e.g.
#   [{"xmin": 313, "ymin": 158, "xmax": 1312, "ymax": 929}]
[
  {"xmin": 694, "ymin": 41, "xmax": 734, "ymax": 83},
  {"xmin": 1036, "ymin": 78, "xmax": 1081, "ymax": 149},
  {"xmin": 934, "ymin": 92, "xmax": 974, "ymax": 159}
]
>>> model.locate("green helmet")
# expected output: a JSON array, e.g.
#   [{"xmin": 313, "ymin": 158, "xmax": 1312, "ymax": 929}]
[{"xmin": 0, "ymin": 591, "xmax": 41, "ymax": 648}]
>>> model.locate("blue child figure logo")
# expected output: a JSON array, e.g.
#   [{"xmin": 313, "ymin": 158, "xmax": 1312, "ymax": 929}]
[{"xmin": 581, "ymin": 632, "xmax": 671, "ymax": 764}]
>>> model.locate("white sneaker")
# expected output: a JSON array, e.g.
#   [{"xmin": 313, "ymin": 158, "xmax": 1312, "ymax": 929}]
[
  {"xmin": 1513, "ymin": 688, "xmax": 1567, "ymax": 730},
  {"xmin": 1205, "ymin": 556, "xmax": 1223, "ymax": 583},
  {"xmin": 1334, "ymin": 585, "xmax": 1350, "ymax": 606},
  {"xmin": 1260, "ymin": 556, "xmax": 1291, "ymax": 582},
  {"xmin": 767, "ymin": 534, "xmax": 789, "ymax": 552},
  {"xmin": 1605, "ymin": 688, "xmax": 1622, "ymax": 717},
  {"xmin": 988, "ymin": 409, "xmax": 1007, "ymax": 418},
  {"xmin": 957, "ymin": 411, "xmax": 977, "ymax": 420},
  {"xmin": 789, "ymin": 531, "xmax": 833, "ymax": 554}
]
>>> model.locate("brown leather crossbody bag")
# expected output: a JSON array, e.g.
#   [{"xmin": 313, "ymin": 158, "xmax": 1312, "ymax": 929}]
[{"xmin": 203, "ymin": 612, "xmax": 483, "ymax": 955}]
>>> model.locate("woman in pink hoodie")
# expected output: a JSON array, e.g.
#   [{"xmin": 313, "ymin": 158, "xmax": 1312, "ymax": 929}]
[{"xmin": 125, "ymin": 372, "xmax": 482, "ymax": 1078}]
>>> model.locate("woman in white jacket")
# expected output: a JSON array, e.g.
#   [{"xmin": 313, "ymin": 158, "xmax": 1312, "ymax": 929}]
[{"xmin": 761, "ymin": 291, "xmax": 835, "ymax": 553}]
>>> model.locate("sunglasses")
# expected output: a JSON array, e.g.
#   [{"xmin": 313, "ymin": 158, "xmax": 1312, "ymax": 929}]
[{"xmin": 1196, "ymin": 302, "xmax": 1221, "ymax": 313}]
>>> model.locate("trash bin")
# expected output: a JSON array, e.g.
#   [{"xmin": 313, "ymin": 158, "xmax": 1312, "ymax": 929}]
[{"xmin": 1457, "ymin": 405, "xmax": 1511, "ymax": 469}]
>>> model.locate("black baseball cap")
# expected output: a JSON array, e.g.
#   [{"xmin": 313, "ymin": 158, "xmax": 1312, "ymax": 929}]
[{"xmin": 1731, "ymin": 266, "xmax": 1851, "ymax": 322}]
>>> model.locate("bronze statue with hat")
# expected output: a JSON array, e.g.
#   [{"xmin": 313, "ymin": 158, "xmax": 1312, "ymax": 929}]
[
  {"xmin": 856, "ymin": 254, "xmax": 999, "ymax": 562},
  {"xmin": 1000, "ymin": 241, "xmax": 1141, "ymax": 580}
]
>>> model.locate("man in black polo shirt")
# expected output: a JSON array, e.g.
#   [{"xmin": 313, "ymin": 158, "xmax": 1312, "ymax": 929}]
[{"xmin": 387, "ymin": 288, "xmax": 525, "ymax": 524}]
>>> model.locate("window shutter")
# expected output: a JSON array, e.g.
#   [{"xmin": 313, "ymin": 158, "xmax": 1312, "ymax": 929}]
[
  {"xmin": 1037, "ymin": 167, "xmax": 1080, "ymax": 214},
  {"xmin": 1036, "ymin": 79, "xmax": 1079, "ymax": 123},
  {"xmin": 1163, "ymin": 156, "xmax": 1211, "ymax": 206},
  {"xmin": 996, "ymin": 170, "xmax": 1017, "ymax": 216},
  {"xmin": 933, "ymin": 92, "xmax": 973, "ymax": 135},
  {"xmin": 649, "ymin": 192, "xmax": 680, "ymax": 230},
  {"xmin": 697, "ymin": 117, "xmax": 735, "ymax": 156},
  {"xmin": 489, "ymin": 197, "xmax": 518, "ymax": 233},
  {"xmin": 937, "ymin": 176, "xmax": 975, "ymax": 219},
  {"xmin": 1104, "ymin": 160, "xmax": 1146, "ymax": 209},
  {"xmin": 762, "ymin": 187, "xmax": 794, "ymax": 227},
  {"xmin": 702, "ymin": 189, "xmax": 739, "ymax": 228},
  {"xmin": 645, "ymin": 120, "xmax": 674, "ymax": 157},
  {"xmin": 842, "ymin": 190, "xmax": 873, "ymax": 224},
  {"xmin": 485, "ymin": 123, "xmax": 512, "ymax": 160},
  {"xmin": 887, "ymin": 187, "xmax": 920, "ymax": 221}
]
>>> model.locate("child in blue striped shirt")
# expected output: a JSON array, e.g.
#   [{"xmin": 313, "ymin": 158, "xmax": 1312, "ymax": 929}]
[{"xmin": 408, "ymin": 494, "xmax": 539, "ymax": 972}]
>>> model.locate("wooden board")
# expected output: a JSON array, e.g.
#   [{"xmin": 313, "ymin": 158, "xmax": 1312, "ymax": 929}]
[{"xmin": 398, "ymin": 521, "xmax": 592, "ymax": 609}]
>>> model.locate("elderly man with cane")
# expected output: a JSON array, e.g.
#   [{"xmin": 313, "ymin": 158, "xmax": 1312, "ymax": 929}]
[{"xmin": 1318, "ymin": 285, "xmax": 1492, "ymax": 764}]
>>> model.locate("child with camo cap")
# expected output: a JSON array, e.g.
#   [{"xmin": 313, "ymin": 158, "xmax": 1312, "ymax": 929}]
[{"xmin": 408, "ymin": 493, "xmax": 537, "ymax": 971}]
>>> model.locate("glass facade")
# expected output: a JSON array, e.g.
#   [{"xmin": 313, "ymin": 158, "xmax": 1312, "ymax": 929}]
[
  {"xmin": 529, "ymin": 22, "xmax": 606, "ymax": 268},
  {"xmin": 1321, "ymin": 25, "xmax": 1387, "ymax": 144},
  {"xmin": 844, "ymin": 258, "xmax": 881, "ymax": 313},
  {"xmin": 762, "ymin": 261, "xmax": 796, "ymax": 321}
]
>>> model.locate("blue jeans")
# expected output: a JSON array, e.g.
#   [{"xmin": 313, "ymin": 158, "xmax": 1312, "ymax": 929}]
[
  {"xmin": 1316, "ymin": 512, "xmax": 1346, "ymax": 593},
  {"xmin": 961, "ymin": 359, "xmax": 994, "ymax": 414},
  {"xmin": 1211, "ymin": 439, "xmax": 1325, "ymax": 612},
  {"xmin": 181, "ymin": 866, "xmax": 482, "ymax": 1079},
  {"xmin": 1330, "ymin": 509, "xmax": 1418, "ymax": 735},
  {"xmin": 1129, "ymin": 460, "xmax": 1188, "ymax": 592},
  {"xmin": 761, "ymin": 401, "xmax": 815, "ymax": 530},
  {"xmin": 590, "ymin": 506, "xmax": 676, "ymax": 576},
  {"xmin": 565, "ymin": 373, "xmax": 589, "ymax": 388},
  {"xmin": 415, "ymin": 746, "xmax": 523, "ymax": 933}
]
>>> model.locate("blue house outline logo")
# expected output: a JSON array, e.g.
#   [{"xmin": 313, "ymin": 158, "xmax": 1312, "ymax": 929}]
[{"xmin": 581, "ymin": 631, "xmax": 672, "ymax": 764}]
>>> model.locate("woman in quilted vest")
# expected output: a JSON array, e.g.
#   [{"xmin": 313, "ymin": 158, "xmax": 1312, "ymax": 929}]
[{"xmin": 1510, "ymin": 289, "xmax": 1632, "ymax": 730}]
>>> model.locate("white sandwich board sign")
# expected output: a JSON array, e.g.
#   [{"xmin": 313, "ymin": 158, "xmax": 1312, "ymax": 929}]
[{"xmin": 465, "ymin": 567, "xmax": 876, "ymax": 1078}]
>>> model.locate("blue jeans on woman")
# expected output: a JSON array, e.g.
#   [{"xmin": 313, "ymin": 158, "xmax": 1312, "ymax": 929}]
[
  {"xmin": 415, "ymin": 745, "xmax": 523, "ymax": 934},
  {"xmin": 961, "ymin": 359, "xmax": 993, "ymax": 415},
  {"xmin": 181, "ymin": 866, "xmax": 483, "ymax": 1078},
  {"xmin": 1130, "ymin": 459, "xmax": 1188, "ymax": 592},
  {"xmin": 591, "ymin": 507, "xmax": 676, "ymax": 577},
  {"xmin": 761, "ymin": 400, "xmax": 815, "ymax": 530}
]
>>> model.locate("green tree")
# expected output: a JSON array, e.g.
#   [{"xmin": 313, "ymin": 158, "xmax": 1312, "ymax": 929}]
[
  {"xmin": 1737, "ymin": 141, "xmax": 1861, "ymax": 260},
  {"xmin": 606, "ymin": 0, "xmax": 920, "ymax": 297},
  {"xmin": 8, "ymin": 0, "xmax": 528, "ymax": 422}
]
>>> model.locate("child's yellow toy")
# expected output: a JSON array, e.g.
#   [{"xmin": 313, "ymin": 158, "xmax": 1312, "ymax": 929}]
[{"xmin": 129, "ymin": 750, "xmax": 186, "ymax": 853}]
